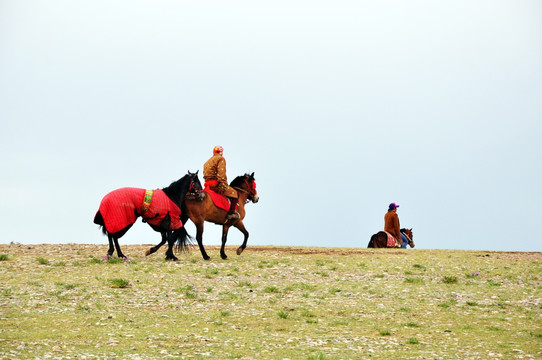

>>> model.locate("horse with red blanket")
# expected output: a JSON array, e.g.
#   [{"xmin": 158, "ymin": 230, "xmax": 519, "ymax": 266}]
[{"xmin": 94, "ymin": 171, "xmax": 202, "ymax": 260}]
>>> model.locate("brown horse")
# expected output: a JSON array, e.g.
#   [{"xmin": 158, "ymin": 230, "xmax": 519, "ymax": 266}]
[
  {"xmin": 184, "ymin": 172, "xmax": 259, "ymax": 260},
  {"xmin": 368, "ymin": 228, "xmax": 415, "ymax": 248}
]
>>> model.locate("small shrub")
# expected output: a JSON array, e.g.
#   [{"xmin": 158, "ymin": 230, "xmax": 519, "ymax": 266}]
[
  {"xmin": 308, "ymin": 353, "xmax": 326, "ymax": 360},
  {"xmin": 404, "ymin": 277, "xmax": 424, "ymax": 284},
  {"xmin": 264, "ymin": 286, "xmax": 279, "ymax": 293},
  {"xmin": 36, "ymin": 257, "xmax": 49, "ymax": 265},
  {"xmin": 487, "ymin": 280, "xmax": 501, "ymax": 287},
  {"xmin": 329, "ymin": 288, "xmax": 341, "ymax": 294},
  {"xmin": 466, "ymin": 301, "xmax": 478, "ymax": 307},
  {"xmin": 107, "ymin": 257, "xmax": 125, "ymax": 264},
  {"xmin": 0, "ymin": 254, "xmax": 9, "ymax": 261},
  {"xmin": 379, "ymin": 329, "xmax": 391, "ymax": 336},
  {"xmin": 278, "ymin": 311, "xmax": 289, "ymax": 319},
  {"xmin": 89, "ymin": 257, "xmax": 102, "ymax": 264},
  {"xmin": 109, "ymin": 278, "xmax": 132, "ymax": 288},
  {"xmin": 408, "ymin": 337, "xmax": 419, "ymax": 344},
  {"xmin": 413, "ymin": 264, "xmax": 426, "ymax": 270},
  {"xmin": 442, "ymin": 276, "xmax": 458, "ymax": 284},
  {"xmin": 2, "ymin": 288, "xmax": 12, "ymax": 296},
  {"xmin": 466, "ymin": 272, "xmax": 480, "ymax": 278},
  {"xmin": 185, "ymin": 290, "xmax": 196, "ymax": 299},
  {"xmin": 237, "ymin": 281, "xmax": 253, "ymax": 288},
  {"xmin": 206, "ymin": 268, "xmax": 219, "ymax": 275}
]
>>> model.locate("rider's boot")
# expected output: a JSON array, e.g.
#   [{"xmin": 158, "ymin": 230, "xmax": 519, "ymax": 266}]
[{"xmin": 227, "ymin": 197, "xmax": 240, "ymax": 220}]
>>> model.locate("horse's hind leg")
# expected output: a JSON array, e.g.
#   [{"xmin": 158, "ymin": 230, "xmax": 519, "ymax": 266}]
[
  {"xmin": 234, "ymin": 221, "xmax": 249, "ymax": 256},
  {"xmin": 107, "ymin": 234, "xmax": 115, "ymax": 257},
  {"xmin": 220, "ymin": 225, "xmax": 231, "ymax": 260}
]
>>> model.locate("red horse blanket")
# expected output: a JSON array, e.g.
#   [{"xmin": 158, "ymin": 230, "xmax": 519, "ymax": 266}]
[
  {"xmin": 203, "ymin": 182, "xmax": 231, "ymax": 212},
  {"xmin": 97, "ymin": 187, "xmax": 183, "ymax": 234}
]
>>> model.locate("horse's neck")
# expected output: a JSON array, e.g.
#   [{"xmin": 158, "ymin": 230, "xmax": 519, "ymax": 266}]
[{"xmin": 237, "ymin": 192, "xmax": 248, "ymax": 206}]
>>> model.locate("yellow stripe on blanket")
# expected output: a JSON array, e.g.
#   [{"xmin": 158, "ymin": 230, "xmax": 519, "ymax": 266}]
[{"xmin": 142, "ymin": 189, "xmax": 154, "ymax": 213}]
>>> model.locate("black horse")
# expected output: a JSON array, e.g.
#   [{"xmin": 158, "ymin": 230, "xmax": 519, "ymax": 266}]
[
  {"xmin": 368, "ymin": 228, "xmax": 415, "ymax": 248},
  {"xmin": 94, "ymin": 171, "xmax": 202, "ymax": 261}
]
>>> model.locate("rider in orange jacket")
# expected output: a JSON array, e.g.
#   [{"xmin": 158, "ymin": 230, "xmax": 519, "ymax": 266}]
[{"xmin": 203, "ymin": 146, "xmax": 239, "ymax": 220}]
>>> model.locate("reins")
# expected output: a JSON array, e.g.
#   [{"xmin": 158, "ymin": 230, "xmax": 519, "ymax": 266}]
[
  {"xmin": 402, "ymin": 231, "xmax": 413, "ymax": 244},
  {"xmin": 233, "ymin": 178, "xmax": 256, "ymax": 204}
]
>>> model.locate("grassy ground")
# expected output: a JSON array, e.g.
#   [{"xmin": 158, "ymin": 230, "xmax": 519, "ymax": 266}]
[{"xmin": 0, "ymin": 243, "xmax": 540, "ymax": 359}]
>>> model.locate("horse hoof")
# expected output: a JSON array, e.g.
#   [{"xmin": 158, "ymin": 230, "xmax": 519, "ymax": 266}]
[
  {"xmin": 145, "ymin": 250, "xmax": 151, "ymax": 256},
  {"xmin": 221, "ymin": 255, "xmax": 228, "ymax": 260},
  {"xmin": 236, "ymin": 247, "xmax": 244, "ymax": 255},
  {"xmin": 203, "ymin": 256, "xmax": 211, "ymax": 261}
]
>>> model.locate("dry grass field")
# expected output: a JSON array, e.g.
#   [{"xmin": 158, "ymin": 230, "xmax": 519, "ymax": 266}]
[{"xmin": 0, "ymin": 243, "xmax": 540, "ymax": 359}]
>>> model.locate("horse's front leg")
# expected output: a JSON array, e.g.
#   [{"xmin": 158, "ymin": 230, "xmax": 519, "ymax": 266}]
[
  {"xmin": 234, "ymin": 221, "xmax": 249, "ymax": 256},
  {"xmin": 146, "ymin": 232, "xmax": 168, "ymax": 257},
  {"xmin": 220, "ymin": 225, "xmax": 231, "ymax": 260},
  {"xmin": 195, "ymin": 221, "xmax": 210, "ymax": 260},
  {"xmin": 164, "ymin": 231, "xmax": 179, "ymax": 261}
]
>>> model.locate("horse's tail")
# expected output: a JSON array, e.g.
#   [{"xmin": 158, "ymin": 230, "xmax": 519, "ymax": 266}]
[
  {"xmin": 172, "ymin": 227, "xmax": 193, "ymax": 254},
  {"xmin": 367, "ymin": 234, "xmax": 376, "ymax": 248},
  {"xmin": 93, "ymin": 211, "xmax": 107, "ymax": 235}
]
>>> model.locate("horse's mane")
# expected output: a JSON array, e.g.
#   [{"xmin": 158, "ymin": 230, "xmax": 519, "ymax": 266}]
[
  {"xmin": 162, "ymin": 174, "xmax": 192, "ymax": 207},
  {"xmin": 230, "ymin": 173, "xmax": 254, "ymax": 188}
]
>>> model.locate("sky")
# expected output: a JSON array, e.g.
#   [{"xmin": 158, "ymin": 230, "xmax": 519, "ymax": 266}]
[{"xmin": 1, "ymin": 1, "xmax": 541, "ymax": 252}]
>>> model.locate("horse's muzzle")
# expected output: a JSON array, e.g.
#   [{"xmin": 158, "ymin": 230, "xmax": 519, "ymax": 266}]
[{"xmin": 252, "ymin": 195, "xmax": 259, "ymax": 203}]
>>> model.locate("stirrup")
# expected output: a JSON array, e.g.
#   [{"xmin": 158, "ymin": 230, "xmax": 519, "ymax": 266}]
[{"xmin": 227, "ymin": 212, "xmax": 240, "ymax": 220}]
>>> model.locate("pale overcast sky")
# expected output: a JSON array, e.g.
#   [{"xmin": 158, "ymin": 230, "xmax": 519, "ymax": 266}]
[{"xmin": 1, "ymin": 1, "xmax": 541, "ymax": 252}]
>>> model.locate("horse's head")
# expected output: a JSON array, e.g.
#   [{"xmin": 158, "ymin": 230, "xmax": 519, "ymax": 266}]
[
  {"xmin": 187, "ymin": 170, "xmax": 204, "ymax": 199},
  {"xmin": 402, "ymin": 228, "xmax": 414, "ymax": 248},
  {"xmin": 245, "ymin": 172, "xmax": 259, "ymax": 203},
  {"xmin": 232, "ymin": 172, "xmax": 259, "ymax": 203}
]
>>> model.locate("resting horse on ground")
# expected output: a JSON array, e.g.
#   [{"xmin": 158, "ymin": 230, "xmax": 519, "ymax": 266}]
[
  {"xmin": 368, "ymin": 228, "xmax": 415, "ymax": 248},
  {"xmin": 94, "ymin": 171, "xmax": 202, "ymax": 260},
  {"xmin": 180, "ymin": 172, "xmax": 259, "ymax": 260}
]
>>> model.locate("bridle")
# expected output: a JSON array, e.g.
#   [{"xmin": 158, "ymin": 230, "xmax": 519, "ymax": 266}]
[
  {"xmin": 233, "ymin": 177, "xmax": 257, "ymax": 203},
  {"xmin": 402, "ymin": 230, "xmax": 414, "ymax": 245},
  {"xmin": 186, "ymin": 174, "xmax": 204, "ymax": 200}
]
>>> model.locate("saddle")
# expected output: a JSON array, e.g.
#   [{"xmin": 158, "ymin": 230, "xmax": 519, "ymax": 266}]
[
  {"xmin": 203, "ymin": 182, "xmax": 236, "ymax": 212},
  {"xmin": 383, "ymin": 231, "xmax": 400, "ymax": 248}
]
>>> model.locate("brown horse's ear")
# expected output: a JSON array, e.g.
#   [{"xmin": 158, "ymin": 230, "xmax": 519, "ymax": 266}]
[{"xmin": 251, "ymin": 172, "xmax": 254, "ymax": 178}]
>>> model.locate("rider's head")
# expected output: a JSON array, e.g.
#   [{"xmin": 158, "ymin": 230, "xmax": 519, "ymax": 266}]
[
  {"xmin": 388, "ymin": 202, "xmax": 399, "ymax": 211},
  {"xmin": 213, "ymin": 146, "xmax": 224, "ymax": 155}
]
